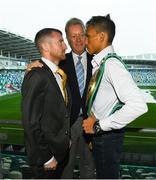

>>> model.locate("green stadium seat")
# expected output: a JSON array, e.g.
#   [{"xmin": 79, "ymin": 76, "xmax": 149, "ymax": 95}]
[{"xmin": 8, "ymin": 170, "xmax": 22, "ymax": 179}]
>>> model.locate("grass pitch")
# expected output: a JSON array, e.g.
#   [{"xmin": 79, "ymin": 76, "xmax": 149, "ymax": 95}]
[
  {"xmin": 0, "ymin": 93, "xmax": 21, "ymax": 120},
  {"xmin": 0, "ymin": 87, "xmax": 156, "ymax": 152},
  {"xmin": 0, "ymin": 93, "xmax": 23, "ymax": 144}
]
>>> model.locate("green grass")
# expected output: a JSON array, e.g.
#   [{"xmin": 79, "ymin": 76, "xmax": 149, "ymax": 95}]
[
  {"xmin": 128, "ymin": 103, "xmax": 156, "ymax": 128},
  {"xmin": 0, "ymin": 93, "xmax": 23, "ymax": 145},
  {"xmin": 128, "ymin": 86, "xmax": 156, "ymax": 128},
  {"xmin": 0, "ymin": 124, "xmax": 24, "ymax": 145},
  {"xmin": 0, "ymin": 88, "xmax": 156, "ymax": 153},
  {"xmin": 124, "ymin": 86, "xmax": 156, "ymax": 153},
  {"xmin": 0, "ymin": 93, "xmax": 22, "ymax": 120},
  {"xmin": 124, "ymin": 131, "xmax": 156, "ymax": 154},
  {"xmin": 0, "ymin": 87, "xmax": 155, "ymax": 125}
]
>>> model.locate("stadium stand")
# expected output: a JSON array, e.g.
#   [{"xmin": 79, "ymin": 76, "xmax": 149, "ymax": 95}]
[
  {"xmin": 123, "ymin": 56, "xmax": 156, "ymax": 86},
  {"xmin": 0, "ymin": 29, "xmax": 40, "ymax": 178},
  {"xmin": 0, "ymin": 70, "xmax": 25, "ymax": 96},
  {"xmin": 0, "ymin": 29, "xmax": 40, "ymax": 98},
  {"xmin": 1, "ymin": 152, "xmax": 156, "ymax": 179},
  {"xmin": 129, "ymin": 68, "xmax": 156, "ymax": 86}
]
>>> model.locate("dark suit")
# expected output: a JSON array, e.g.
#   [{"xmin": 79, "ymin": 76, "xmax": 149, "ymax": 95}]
[
  {"xmin": 60, "ymin": 52, "xmax": 92, "ymax": 125},
  {"xmin": 21, "ymin": 60, "xmax": 71, "ymax": 179},
  {"xmin": 59, "ymin": 51, "xmax": 95, "ymax": 178}
]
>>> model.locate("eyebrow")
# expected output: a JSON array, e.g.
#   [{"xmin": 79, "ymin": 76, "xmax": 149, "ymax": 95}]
[{"xmin": 58, "ymin": 38, "xmax": 64, "ymax": 42}]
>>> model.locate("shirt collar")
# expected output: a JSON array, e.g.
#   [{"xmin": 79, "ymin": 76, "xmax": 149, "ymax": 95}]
[
  {"xmin": 92, "ymin": 45, "xmax": 115, "ymax": 68},
  {"xmin": 72, "ymin": 51, "xmax": 86, "ymax": 61},
  {"xmin": 41, "ymin": 57, "xmax": 58, "ymax": 73},
  {"xmin": 72, "ymin": 51, "xmax": 87, "ymax": 67}
]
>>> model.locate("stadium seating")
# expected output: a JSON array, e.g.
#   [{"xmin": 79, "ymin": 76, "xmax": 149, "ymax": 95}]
[
  {"xmin": 0, "ymin": 64, "xmax": 156, "ymax": 97},
  {"xmin": 1, "ymin": 152, "xmax": 156, "ymax": 179},
  {"xmin": 129, "ymin": 68, "xmax": 156, "ymax": 86},
  {"xmin": 0, "ymin": 70, "xmax": 24, "ymax": 96},
  {"xmin": 1, "ymin": 67, "xmax": 155, "ymax": 97}
]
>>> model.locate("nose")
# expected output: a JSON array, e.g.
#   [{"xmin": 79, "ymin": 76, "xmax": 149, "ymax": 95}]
[
  {"xmin": 76, "ymin": 36, "xmax": 81, "ymax": 42},
  {"xmin": 64, "ymin": 42, "xmax": 68, "ymax": 50}
]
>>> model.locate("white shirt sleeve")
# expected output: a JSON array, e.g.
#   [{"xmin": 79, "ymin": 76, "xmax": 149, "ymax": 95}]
[
  {"xmin": 99, "ymin": 59, "xmax": 148, "ymax": 131},
  {"xmin": 44, "ymin": 156, "xmax": 56, "ymax": 165}
]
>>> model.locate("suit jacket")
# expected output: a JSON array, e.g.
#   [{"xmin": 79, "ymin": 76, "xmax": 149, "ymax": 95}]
[
  {"xmin": 59, "ymin": 51, "xmax": 92, "ymax": 126},
  {"xmin": 21, "ymin": 60, "xmax": 71, "ymax": 167}
]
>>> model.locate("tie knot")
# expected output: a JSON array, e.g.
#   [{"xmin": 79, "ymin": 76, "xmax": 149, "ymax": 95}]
[
  {"xmin": 56, "ymin": 68, "xmax": 67, "ymax": 81},
  {"xmin": 78, "ymin": 56, "xmax": 82, "ymax": 61}
]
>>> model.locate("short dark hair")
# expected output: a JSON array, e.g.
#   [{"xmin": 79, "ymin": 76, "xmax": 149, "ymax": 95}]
[
  {"xmin": 86, "ymin": 14, "xmax": 115, "ymax": 44},
  {"xmin": 65, "ymin": 18, "xmax": 85, "ymax": 35},
  {"xmin": 34, "ymin": 28, "xmax": 62, "ymax": 51}
]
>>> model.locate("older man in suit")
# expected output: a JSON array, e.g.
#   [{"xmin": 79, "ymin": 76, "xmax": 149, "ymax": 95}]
[
  {"xmin": 59, "ymin": 18, "xmax": 95, "ymax": 179},
  {"xmin": 21, "ymin": 28, "xmax": 71, "ymax": 179}
]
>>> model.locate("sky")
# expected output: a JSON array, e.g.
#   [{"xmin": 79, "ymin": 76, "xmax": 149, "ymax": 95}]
[{"xmin": 0, "ymin": 0, "xmax": 156, "ymax": 56}]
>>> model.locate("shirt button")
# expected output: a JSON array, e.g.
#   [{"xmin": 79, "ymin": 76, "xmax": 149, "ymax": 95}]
[
  {"xmin": 65, "ymin": 131, "xmax": 68, "ymax": 135},
  {"xmin": 65, "ymin": 114, "xmax": 69, "ymax": 118}
]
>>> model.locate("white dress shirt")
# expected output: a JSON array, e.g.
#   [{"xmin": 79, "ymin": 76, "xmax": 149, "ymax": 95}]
[
  {"xmin": 42, "ymin": 57, "xmax": 65, "ymax": 98},
  {"xmin": 91, "ymin": 45, "xmax": 148, "ymax": 131}
]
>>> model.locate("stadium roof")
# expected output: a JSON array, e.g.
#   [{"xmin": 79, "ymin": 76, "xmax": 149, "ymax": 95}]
[
  {"xmin": 1, "ymin": 29, "xmax": 156, "ymax": 62},
  {"xmin": 122, "ymin": 53, "xmax": 156, "ymax": 61},
  {"xmin": 0, "ymin": 29, "xmax": 40, "ymax": 60}
]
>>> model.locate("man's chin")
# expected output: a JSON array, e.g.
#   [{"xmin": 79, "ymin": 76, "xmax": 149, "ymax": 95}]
[{"xmin": 61, "ymin": 55, "xmax": 66, "ymax": 60}]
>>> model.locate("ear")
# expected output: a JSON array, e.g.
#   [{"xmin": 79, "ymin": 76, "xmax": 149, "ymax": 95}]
[
  {"xmin": 41, "ymin": 42, "xmax": 49, "ymax": 52},
  {"xmin": 100, "ymin": 32, "xmax": 108, "ymax": 43}
]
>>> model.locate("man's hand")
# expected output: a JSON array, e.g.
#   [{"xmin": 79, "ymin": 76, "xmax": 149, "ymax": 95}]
[
  {"xmin": 26, "ymin": 60, "xmax": 43, "ymax": 71},
  {"xmin": 82, "ymin": 113, "xmax": 96, "ymax": 134},
  {"xmin": 44, "ymin": 158, "xmax": 58, "ymax": 171}
]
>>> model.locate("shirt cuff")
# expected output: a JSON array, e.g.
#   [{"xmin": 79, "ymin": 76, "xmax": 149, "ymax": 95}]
[
  {"xmin": 99, "ymin": 118, "xmax": 112, "ymax": 131},
  {"xmin": 44, "ymin": 156, "xmax": 55, "ymax": 165}
]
